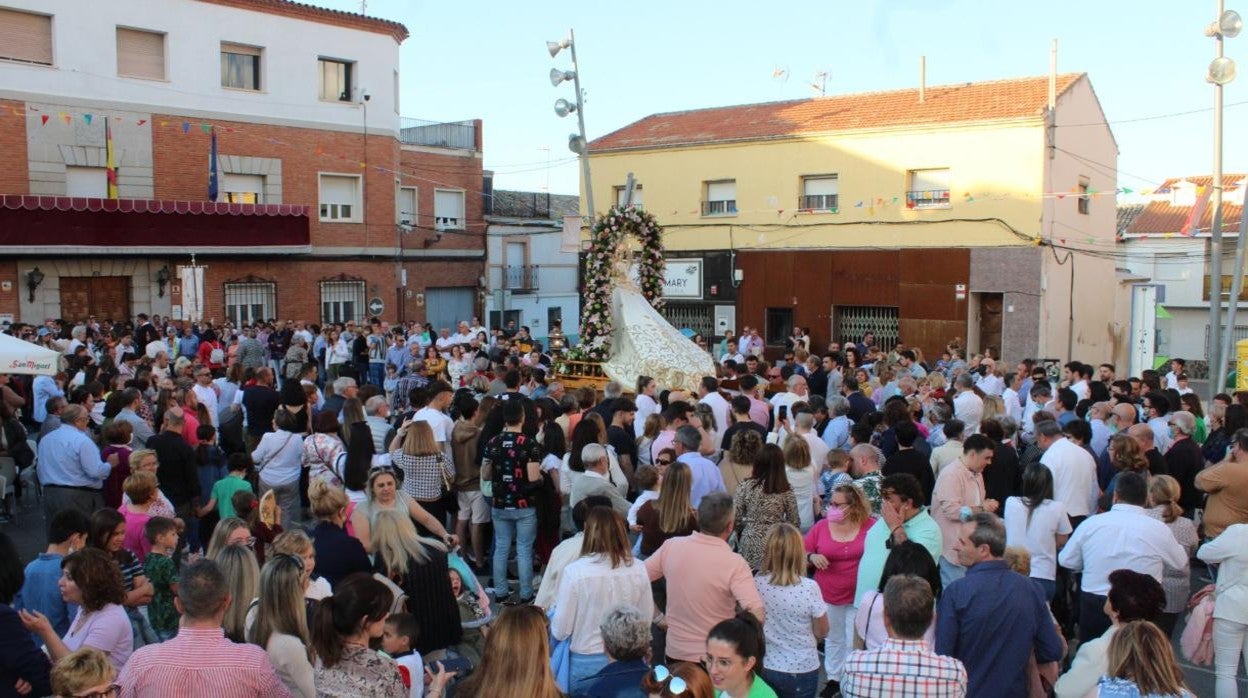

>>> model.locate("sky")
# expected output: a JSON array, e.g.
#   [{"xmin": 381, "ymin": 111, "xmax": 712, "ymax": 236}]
[{"xmin": 328, "ymin": 0, "xmax": 1248, "ymax": 198}]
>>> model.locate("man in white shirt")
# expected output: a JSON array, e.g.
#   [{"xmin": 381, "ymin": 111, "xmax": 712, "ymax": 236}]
[
  {"xmin": 633, "ymin": 375, "xmax": 659, "ymax": 438},
  {"xmin": 191, "ymin": 366, "xmax": 221, "ymax": 428},
  {"xmin": 1035, "ymin": 420, "xmax": 1098, "ymax": 521},
  {"xmin": 1086, "ymin": 402, "xmax": 1113, "ymax": 458},
  {"xmin": 468, "ymin": 317, "xmax": 488, "ymax": 341},
  {"xmin": 453, "ymin": 321, "xmax": 475, "ymax": 348},
  {"xmin": 697, "ymin": 377, "xmax": 731, "ymax": 444},
  {"xmin": 1067, "ymin": 362, "xmax": 1091, "ymax": 402},
  {"xmin": 770, "ymin": 374, "xmax": 809, "ymax": 428},
  {"xmin": 1163, "ymin": 358, "xmax": 1185, "ymax": 391},
  {"xmin": 1020, "ymin": 382, "xmax": 1052, "ymax": 444},
  {"xmin": 952, "ymin": 374, "xmax": 984, "ymax": 435},
  {"xmin": 434, "ymin": 328, "xmax": 456, "ymax": 359},
  {"xmin": 720, "ymin": 339, "xmax": 745, "ymax": 366},
  {"xmin": 1001, "ymin": 371, "xmax": 1024, "ymax": 425},
  {"xmin": 975, "ymin": 359, "xmax": 1005, "ymax": 397},
  {"xmin": 1057, "ymin": 471, "xmax": 1186, "ymax": 643},
  {"xmin": 794, "ymin": 412, "xmax": 828, "ymax": 469},
  {"xmin": 1141, "ymin": 391, "xmax": 1173, "ymax": 454},
  {"xmin": 414, "ymin": 380, "xmax": 456, "ymax": 463}
]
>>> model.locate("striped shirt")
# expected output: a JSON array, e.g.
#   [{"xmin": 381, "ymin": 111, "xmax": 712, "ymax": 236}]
[
  {"xmin": 118, "ymin": 626, "xmax": 291, "ymax": 698},
  {"xmin": 841, "ymin": 638, "xmax": 967, "ymax": 698}
]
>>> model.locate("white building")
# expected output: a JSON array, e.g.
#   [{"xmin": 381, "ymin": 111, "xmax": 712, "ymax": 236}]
[
  {"xmin": 485, "ymin": 189, "xmax": 581, "ymax": 344},
  {"xmin": 1119, "ymin": 175, "xmax": 1246, "ymax": 378}
]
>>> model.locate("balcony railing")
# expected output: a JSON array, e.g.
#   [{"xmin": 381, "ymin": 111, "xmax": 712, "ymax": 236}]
[
  {"xmin": 435, "ymin": 216, "xmax": 463, "ymax": 230},
  {"xmin": 504, "ymin": 265, "xmax": 539, "ymax": 291},
  {"xmin": 799, "ymin": 194, "xmax": 839, "ymax": 212},
  {"xmin": 399, "ymin": 118, "xmax": 477, "ymax": 150},
  {"xmin": 701, "ymin": 199, "xmax": 737, "ymax": 216},
  {"xmin": 906, "ymin": 189, "xmax": 951, "ymax": 209}
]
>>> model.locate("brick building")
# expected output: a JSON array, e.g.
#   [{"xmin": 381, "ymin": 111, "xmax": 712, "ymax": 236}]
[{"xmin": 0, "ymin": 0, "xmax": 485, "ymax": 328}]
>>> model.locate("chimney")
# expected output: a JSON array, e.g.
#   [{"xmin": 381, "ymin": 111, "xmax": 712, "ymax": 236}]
[
  {"xmin": 1048, "ymin": 39, "xmax": 1057, "ymax": 111},
  {"xmin": 919, "ymin": 56, "xmax": 926, "ymax": 104}
]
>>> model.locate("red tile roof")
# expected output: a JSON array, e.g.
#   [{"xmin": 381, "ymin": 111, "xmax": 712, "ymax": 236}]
[
  {"xmin": 196, "ymin": 0, "xmax": 409, "ymax": 42},
  {"xmin": 1124, "ymin": 175, "xmax": 1245, "ymax": 236},
  {"xmin": 590, "ymin": 74, "xmax": 1085, "ymax": 152}
]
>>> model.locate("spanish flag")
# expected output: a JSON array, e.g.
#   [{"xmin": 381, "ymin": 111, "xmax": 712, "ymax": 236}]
[{"xmin": 104, "ymin": 117, "xmax": 119, "ymax": 199}]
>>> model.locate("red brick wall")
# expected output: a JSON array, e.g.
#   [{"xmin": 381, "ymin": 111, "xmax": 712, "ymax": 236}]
[{"xmin": 0, "ymin": 100, "xmax": 29, "ymax": 194}]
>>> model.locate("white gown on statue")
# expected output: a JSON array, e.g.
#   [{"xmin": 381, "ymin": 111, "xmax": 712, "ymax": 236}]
[{"xmin": 601, "ymin": 270, "xmax": 716, "ymax": 392}]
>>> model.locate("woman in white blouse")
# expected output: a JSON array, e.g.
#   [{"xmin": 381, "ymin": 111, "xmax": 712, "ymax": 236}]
[
  {"xmin": 754, "ymin": 523, "xmax": 828, "ymax": 696},
  {"xmin": 1197, "ymin": 522, "xmax": 1248, "ymax": 698},
  {"xmin": 1002, "ymin": 464, "xmax": 1071, "ymax": 601},
  {"xmin": 251, "ymin": 408, "xmax": 305, "ymax": 530},
  {"xmin": 550, "ymin": 508, "xmax": 654, "ymax": 689}
]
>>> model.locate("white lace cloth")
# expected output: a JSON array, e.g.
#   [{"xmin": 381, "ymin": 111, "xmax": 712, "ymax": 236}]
[{"xmin": 601, "ymin": 283, "xmax": 715, "ymax": 392}]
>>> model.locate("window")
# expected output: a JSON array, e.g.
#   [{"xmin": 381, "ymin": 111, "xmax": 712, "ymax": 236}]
[
  {"xmin": 0, "ymin": 9, "xmax": 52, "ymax": 65},
  {"xmin": 116, "ymin": 27, "xmax": 165, "ymax": 80},
  {"xmin": 906, "ymin": 168, "xmax": 950, "ymax": 209},
  {"xmin": 434, "ymin": 189, "xmax": 466, "ymax": 230},
  {"xmin": 318, "ymin": 58, "xmax": 353, "ymax": 102},
  {"xmin": 765, "ymin": 308, "xmax": 793, "ymax": 346},
  {"xmin": 318, "ymin": 174, "xmax": 361, "ymax": 222},
  {"xmin": 223, "ymin": 281, "xmax": 275, "ymax": 326},
  {"xmin": 396, "ymin": 186, "xmax": 417, "ymax": 225},
  {"xmin": 801, "ymin": 175, "xmax": 839, "ymax": 211},
  {"xmin": 320, "ymin": 280, "xmax": 365, "ymax": 324},
  {"xmin": 66, "ymin": 167, "xmax": 107, "ymax": 197},
  {"xmin": 702, "ymin": 180, "xmax": 737, "ymax": 216},
  {"xmin": 547, "ymin": 306, "xmax": 563, "ymax": 331},
  {"xmin": 1078, "ymin": 176, "xmax": 1090, "ymax": 215},
  {"xmin": 614, "ymin": 184, "xmax": 643, "ymax": 209},
  {"xmin": 834, "ymin": 305, "xmax": 900, "ymax": 352},
  {"xmin": 221, "ymin": 42, "xmax": 261, "ymax": 91},
  {"xmin": 223, "ymin": 174, "xmax": 264, "ymax": 204}
]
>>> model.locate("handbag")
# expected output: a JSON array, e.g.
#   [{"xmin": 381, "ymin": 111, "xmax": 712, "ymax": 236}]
[{"xmin": 439, "ymin": 455, "xmax": 460, "ymax": 515}]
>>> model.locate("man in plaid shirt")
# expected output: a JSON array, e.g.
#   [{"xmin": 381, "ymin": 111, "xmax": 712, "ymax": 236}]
[{"xmin": 841, "ymin": 575, "xmax": 967, "ymax": 698}]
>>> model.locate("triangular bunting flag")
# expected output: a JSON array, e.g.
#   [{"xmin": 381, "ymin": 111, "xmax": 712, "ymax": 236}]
[{"xmin": 83, "ymin": 114, "xmax": 92, "ymax": 125}]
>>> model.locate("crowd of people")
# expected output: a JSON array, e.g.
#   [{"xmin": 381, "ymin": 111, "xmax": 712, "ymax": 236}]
[{"xmin": 0, "ymin": 313, "xmax": 1245, "ymax": 698}]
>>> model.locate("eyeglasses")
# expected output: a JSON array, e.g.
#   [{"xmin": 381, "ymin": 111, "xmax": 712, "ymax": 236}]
[
  {"xmin": 72, "ymin": 684, "xmax": 120, "ymax": 698},
  {"xmin": 651, "ymin": 665, "xmax": 687, "ymax": 695},
  {"xmin": 655, "ymin": 458, "xmax": 673, "ymax": 465}
]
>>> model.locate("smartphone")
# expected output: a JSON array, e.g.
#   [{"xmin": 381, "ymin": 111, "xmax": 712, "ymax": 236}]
[{"xmin": 778, "ymin": 405, "xmax": 788, "ymax": 422}]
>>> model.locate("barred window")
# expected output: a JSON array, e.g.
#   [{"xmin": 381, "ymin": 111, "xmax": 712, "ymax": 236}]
[
  {"xmin": 320, "ymin": 280, "xmax": 365, "ymax": 325},
  {"xmin": 835, "ymin": 305, "xmax": 899, "ymax": 352},
  {"xmin": 224, "ymin": 281, "xmax": 275, "ymax": 326}
]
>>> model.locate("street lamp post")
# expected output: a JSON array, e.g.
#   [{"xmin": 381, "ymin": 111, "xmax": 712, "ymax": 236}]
[
  {"xmin": 548, "ymin": 30, "xmax": 595, "ymax": 220},
  {"xmin": 1207, "ymin": 3, "xmax": 1241, "ymax": 390}
]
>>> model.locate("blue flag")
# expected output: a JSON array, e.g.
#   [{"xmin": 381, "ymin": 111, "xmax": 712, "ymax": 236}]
[{"xmin": 207, "ymin": 128, "xmax": 219, "ymax": 201}]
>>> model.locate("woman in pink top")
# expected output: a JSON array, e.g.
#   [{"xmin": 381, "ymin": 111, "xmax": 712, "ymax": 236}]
[
  {"xmin": 804, "ymin": 483, "xmax": 875, "ymax": 689},
  {"xmin": 118, "ymin": 471, "xmax": 158, "ymax": 561}
]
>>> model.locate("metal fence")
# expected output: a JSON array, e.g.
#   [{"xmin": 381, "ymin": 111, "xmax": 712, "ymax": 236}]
[
  {"xmin": 661, "ymin": 303, "xmax": 715, "ymax": 339},
  {"xmin": 835, "ymin": 305, "xmax": 900, "ymax": 352},
  {"xmin": 399, "ymin": 118, "xmax": 476, "ymax": 149},
  {"xmin": 223, "ymin": 281, "xmax": 276, "ymax": 326},
  {"xmin": 503, "ymin": 265, "xmax": 539, "ymax": 291}
]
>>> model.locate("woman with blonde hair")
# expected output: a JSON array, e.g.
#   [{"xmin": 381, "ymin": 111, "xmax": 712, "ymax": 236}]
[
  {"xmin": 1098, "ymin": 620, "xmax": 1193, "ymax": 697},
  {"xmin": 1147, "ymin": 475, "xmax": 1199, "ymax": 636},
  {"xmin": 782, "ymin": 436, "xmax": 817, "ymax": 531},
  {"xmin": 455, "ymin": 606, "xmax": 562, "ymax": 698},
  {"xmin": 755, "ymin": 523, "xmax": 828, "ymax": 696},
  {"xmin": 1105, "ymin": 433, "xmax": 1150, "ymax": 503},
  {"xmin": 271, "ymin": 529, "xmax": 332, "ymax": 600},
  {"xmin": 635, "ymin": 461, "xmax": 699, "ymax": 556},
  {"xmin": 351, "ymin": 468, "xmax": 455, "ymax": 554},
  {"xmin": 249, "ymin": 553, "xmax": 315, "ymax": 698},
  {"xmin": 205, "ymin": 516, "xmax": 252, "ymax": 560},
  {"xmin": 50, "ymin": 648, "xmax": 115, "ymax": 698},
  {"xmin": 370, "ymin": 508, "xmax": 460, "ymax": 656},
  {"xmin": 389, "ymin": 419, "xmax": 455, "ymax": 524},
  {"xmin": 734, "ymin": 444, "xmax": 799, "ymax": 570},
  {"xmin": 213, "ymin": 542, "xmax": 260, "ymax": 643},
  {"xmin": 118, "ymin": 470, "xmax": 157, "ymax": 560},
  {"xmin": 721, "ymin": 429, "xmax": 763, "ymax": 496},
  {"xmin": 636, "ymin": 413, "xmax": 661, "ymax": 467},
  {"xmin": 805, "ymin": 483, "xmax": 874, "ymax": 688},
  {"xmin": 552, "ymin": 508, "xmax": 655, "ymax": 686},
  {"xmin": 308, "ymin": 479, "xmax": 371, "ymax": 588}
]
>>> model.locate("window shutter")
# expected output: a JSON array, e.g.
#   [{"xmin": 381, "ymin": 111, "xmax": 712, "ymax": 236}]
[
  {"xmin": 117, "ymin": 28, "xmax": 165, "ymax": 80},
  {"xmin": 707, "ymin": 181, "xmax": 735, "ymax": 202},
  {"xmin": 396, "ymin": 187, "xmax": 416, "ymax": 222},
  {"xmin": 66, "ymin": 167, "xmax": 107, "ymax": 198},
  {"xmin": 0, "ymin": 9, "xmax": 53, "ymax": 65},
  {"xmin": 224, "ymin": 174, "xmax": 264, "ymax": 198},
  {"xmin": 803, "ymin": 177, "xmax": 839, "ymax": 196},
  {"xmin": 221, "ymin": 42, "xmax": 261, "ymax": 57},
  {"xmin": 911, "ymin": 169, "xmax": 950, "ymax": 192},
  {"xmin": 321, "ymin": 175, "xmax": 356, "ymax": 204},
  {"xmin": 435, "ymin": 190, "xmax": 465, "ymax": 218}
]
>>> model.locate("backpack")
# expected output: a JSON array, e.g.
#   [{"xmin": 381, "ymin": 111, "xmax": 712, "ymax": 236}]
[
  {"xmin": 209, "ymin": 343, "xmax": 225, "ymax": 365},
  {"xmin": 373, "ymin": 572, "xmax": 408, "ymax": 615}
]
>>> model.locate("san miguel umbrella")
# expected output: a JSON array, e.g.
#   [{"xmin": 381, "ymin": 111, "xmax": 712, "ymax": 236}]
[{"xmin": 0, "ymin": 332, "xmax": 61, "ymax": 376}]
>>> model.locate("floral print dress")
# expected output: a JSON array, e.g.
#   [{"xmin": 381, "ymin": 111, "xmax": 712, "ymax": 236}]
[{"xmin": 733, "ymin": 478, "xmax": 799, "ymax": 570}]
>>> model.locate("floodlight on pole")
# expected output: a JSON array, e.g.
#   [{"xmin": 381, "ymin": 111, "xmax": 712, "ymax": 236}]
[
  {"xmin": 568, "ymin": 133, "xmax": 587, "ymax": 156},
  {"xmin": 1209, "ymin": 56, "xmax": 1239, "ymax": 83},
  {"xmin": 547, "ymin": 38, "xmax": 570, "ymax": 57},
  {"xmin": 547, "ymin": 28, "xmax": 595, "ymax": 221},
  {"xmin": 550, "ymin": 68, "xmax": 574, "ymax": 87},
  {"xmin": 1208, "ymin": 0, "xmax": 1241, "ymax": 392},
  {"xmin": 1208, "ymin": 9, "xmax": 1244, "ymax": 36},
  {"xmin": 554, "ymin": 98, "xmax": 576, "ymax": 117}
]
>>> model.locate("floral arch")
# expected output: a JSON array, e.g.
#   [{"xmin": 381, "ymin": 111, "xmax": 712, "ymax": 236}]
[{"xmin": 577, "ymin": 206, "xmax": 665, "ymax": 361}]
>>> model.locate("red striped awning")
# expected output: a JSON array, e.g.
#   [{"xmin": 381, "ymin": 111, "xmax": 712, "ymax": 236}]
[{"xmin": 0, "ymin": 195, "xmax": 308, "ymax": 217}]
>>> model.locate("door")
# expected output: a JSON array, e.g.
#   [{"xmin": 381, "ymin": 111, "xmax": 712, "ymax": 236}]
[
  {"xmin": 59, "ymin": 277, "xmax": 130, "ymax": 322},
  {"xmin": 977, "ymin": 292, "xmax": 1003, "ymax": 357},
  {"xmin": 426, "ymin": 287, "xmax": 474, "ymax": 333}
]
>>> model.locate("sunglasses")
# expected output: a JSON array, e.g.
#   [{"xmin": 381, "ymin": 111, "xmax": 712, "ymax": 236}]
[
  {"xmin": 651, "ymin": 665, "xmax": 687, "ymax": 694},
  {"xmin": 72, "ymin": 685, "xmax": 120, "ymax": 698},
  {"xmin": 655, "ymin": 458, "xmax": 673, "ymax": 465}
]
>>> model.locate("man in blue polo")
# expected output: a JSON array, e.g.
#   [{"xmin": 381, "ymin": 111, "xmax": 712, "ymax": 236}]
[{"xmin": 36, "ymin": 404, "xmax": 113, "ymax": 530}]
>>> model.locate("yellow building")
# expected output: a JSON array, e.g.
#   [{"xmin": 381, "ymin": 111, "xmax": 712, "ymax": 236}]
[{"xmin": 587, "ymin": 73, "xmax": 1118, "ymax": 363}]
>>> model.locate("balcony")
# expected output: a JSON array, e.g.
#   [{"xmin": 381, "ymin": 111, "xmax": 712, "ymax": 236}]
[
  {"xmin": 503, "ymin": 265, "xmax": 539, "ymax": 292},
  {"xmin": 799, "ymin": 194, "xmax": 839, "ymax": 212},
  {"xmin": 906, "ymin": 189, "xmax": 951, "ymax": 209},
  {"xmin": 399, "ymin": 118, "xmax": 478, "ymax": 150},
  {"xmin": 701, "ymin": 199, "xmax": 738, "ymax": 216}
]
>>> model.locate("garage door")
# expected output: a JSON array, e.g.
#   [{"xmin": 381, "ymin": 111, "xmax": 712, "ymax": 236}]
[{"xmin": 425, "ymin": 287, "xmax": 474, "ymax": 333}]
